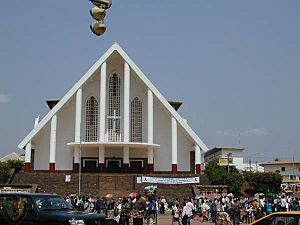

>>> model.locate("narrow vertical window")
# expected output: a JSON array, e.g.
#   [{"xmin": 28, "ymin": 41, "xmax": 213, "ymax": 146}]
[
  {"xmin": 130, "ymin": 97, "xmax": 143, "ymax": 142},
  {"xmin": 108, "ymin": 74, "xmax": 121, "ymax": 141},
  {"xmin": 85, "ymin": 96, "xmax": 99, "ymax": 142}
]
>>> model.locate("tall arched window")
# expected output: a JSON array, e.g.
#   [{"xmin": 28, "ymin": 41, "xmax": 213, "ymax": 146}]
[
  {"xmin": 108, "ymin": 74, "xmax": 121, "ymax": 142},
  {"xmin": 130, "ymin": 97, "xmax": 143, "ymax": 142},
  {"xmin": 85, "ymin": 96, "xmax": 99, "ymax": 142}
]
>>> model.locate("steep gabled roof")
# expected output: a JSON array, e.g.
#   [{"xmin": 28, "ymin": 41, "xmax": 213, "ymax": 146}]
[{"xmin": 18, "ymin": 43, "xmax": 209, "ymax": 151}]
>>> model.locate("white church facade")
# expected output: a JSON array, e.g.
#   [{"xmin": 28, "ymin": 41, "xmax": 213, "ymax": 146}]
[{"xmin": 18, "ymin": 43, "xmax": 208, "ymax": 174}]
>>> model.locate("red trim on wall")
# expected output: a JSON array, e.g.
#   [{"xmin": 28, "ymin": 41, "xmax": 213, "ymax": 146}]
[
  {"xmin": 98, "ymin": 163, "xmax": 105, "ymax": 173},
  {"xmin": 25, "ymin": 163, "xmax": 31, "ymax": 173},
  {"xmin": 172, "ymin": 164, "xmax": 177, "ymax": 174},
  {"xmin": 49, "ymin": 163, "xmax": 55, "ymax": 173},
  {"xmin": 73, "ymin": 163, "xmax": 79, "ymax": 173},
  {"xmin": 148, "ymin": 164, "xmax": 154, "ymax": 174},
  {"xmin": 196, "ymin": 164, "xmax": 201, "ymax": 174},
  {"xmin": 122, "ymin": 163, "xmax": 129, "ymax": 173}
]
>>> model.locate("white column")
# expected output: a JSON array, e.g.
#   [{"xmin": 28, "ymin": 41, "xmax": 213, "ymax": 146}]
[
  {"xmin": 49, "ymin": 114, "xmax": 57, "ymax": 164},
  {"xmin": 25, "ymin": 142, "xmax": 32, "ymax": 163},
  {"xmin": 74, "ymin": 146, "xmax": 80, "ymax": 164},
  {"xmin": 147, "ymin": 147, "xmax": 154, "ymax": 164},
  {"xmin": 123, "ymin": 146, "xmax": 129, "ymax": 164},
  {"xmin": 99, "ymin": 62, "xmax": 107, "ymax": 142},
  {"xmin": 123, "ymin": 62, "xmax": 130, "ymax": 142},
  {"xmin": 195, "ymin": 145, "xmax": 201, "ymax": 165},
  {"xmin": 148, "ymin": 89, "xmax": 153, "ymax": 144},
  {"xmin": 75, "ymin": 88, "xmax": 82, "ymax": 143},
  {"xmin": 171, "ymin": 117, "xmax": 177, "ymax": 165},
  {"xmin": 98, "ymin": 146, "xmax": 105, "ymax": 164}
]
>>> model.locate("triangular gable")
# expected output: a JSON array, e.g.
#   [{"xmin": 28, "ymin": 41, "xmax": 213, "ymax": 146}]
[{"xmin": 18, "ymin": 42, "xmax": 209, "ymax": 152}]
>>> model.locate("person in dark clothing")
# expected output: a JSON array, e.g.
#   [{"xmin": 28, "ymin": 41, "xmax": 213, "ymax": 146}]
[
  {"xmin": 132, "ymin": 195, "xmax": 147, "ymax": 225},
  {"xmin": 232, "ymin": 199, "xmax": 241, "ymax": 225}
]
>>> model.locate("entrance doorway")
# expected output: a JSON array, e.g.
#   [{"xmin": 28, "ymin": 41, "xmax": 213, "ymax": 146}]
[
  {"xmin": 82, "ymin": 159, "xmax": 98, "ymax": 173},
  {"xmin": 129, "ymin": 160, "xmax": 144, "ymax": 173},
  {"xmin": 106, "ymin": 159, "xmax": 122, "ymax": 173}
]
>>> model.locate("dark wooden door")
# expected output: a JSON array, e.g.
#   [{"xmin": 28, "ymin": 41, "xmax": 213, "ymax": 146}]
[
  {"xmin": 83, "ymin": 160, "xmax": 98, "ymax": 173},
  {"xmin": 130, "ymin": 161, "xmax": 143, "ymax": 173},
  {"xmin": 106, "ymin": 160, "xmax": 121, "ymax": 173}
]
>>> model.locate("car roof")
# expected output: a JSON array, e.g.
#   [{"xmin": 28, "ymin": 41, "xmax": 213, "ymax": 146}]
[
  {"xmin": 0, "ymin": 193, "xmax": 61, "ymax": 197},
  {"xmin": 250, "ymin": 212, "xmax": 300, "ymax": 225}
]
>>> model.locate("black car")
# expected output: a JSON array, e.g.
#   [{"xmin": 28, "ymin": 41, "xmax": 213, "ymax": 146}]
[{"xmin": 0, "ymin": 193, "xmax": 118, "ymax": 225}]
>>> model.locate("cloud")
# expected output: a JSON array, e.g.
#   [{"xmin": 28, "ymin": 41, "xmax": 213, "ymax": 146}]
[
  {"xmin": 243, "ymin": 128, "xmax": 269, "ymax": 136},
  {"xmin": 0, "ymin": 94, "xmax": 11, "ymax": 104},
  {"xmin": 216, "ymin": 128, "xmax": 269, "ymax": 137}
]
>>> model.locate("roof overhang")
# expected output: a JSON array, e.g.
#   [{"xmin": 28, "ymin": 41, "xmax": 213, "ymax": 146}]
[{"xmin": 67, "ymin": 142, "xmax": 160, "ymax": 149}]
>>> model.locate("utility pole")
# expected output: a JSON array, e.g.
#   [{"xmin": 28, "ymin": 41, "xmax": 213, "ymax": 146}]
[
  {"xmin": 227, "ymin": 153, "xmax": 232, "ymax": 173},
  {"xmin": 249, "ymin": 159, "xmax": 252, "ymax": 172}
]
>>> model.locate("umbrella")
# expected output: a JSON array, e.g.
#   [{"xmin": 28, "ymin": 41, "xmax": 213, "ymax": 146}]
[
  {"xmin": 106, "ymin": 193, "xmax": 113, "ymax": 199},
  {"xmin": 129, "ymin": 192, "xmax": 139, "ymax": 198}
]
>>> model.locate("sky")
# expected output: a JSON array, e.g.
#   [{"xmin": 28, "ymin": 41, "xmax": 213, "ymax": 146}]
[{"xmin": 0, "ymin": 1, "xmax": 300, "ymax": 163}]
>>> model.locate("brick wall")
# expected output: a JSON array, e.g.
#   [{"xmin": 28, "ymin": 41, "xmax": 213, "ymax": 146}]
[{"xmin": 12, "ymin": 173, "xmax": 210, "ymax": 200}]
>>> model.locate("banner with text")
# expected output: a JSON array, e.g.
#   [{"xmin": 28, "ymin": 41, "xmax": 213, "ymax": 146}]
[{"xmin": 141, "ymin": 176, "xmax": 200, "ymax": 185}]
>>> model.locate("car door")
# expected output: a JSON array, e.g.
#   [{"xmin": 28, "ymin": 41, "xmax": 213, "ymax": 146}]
[{"xmin": 0, "ymin": 194, "xmax": 38, "ymax": 225}]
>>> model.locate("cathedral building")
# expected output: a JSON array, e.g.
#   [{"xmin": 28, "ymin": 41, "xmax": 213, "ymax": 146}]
[{"xmin": 18, "ymin": 43, "xmax": 208, "ymax": 175}]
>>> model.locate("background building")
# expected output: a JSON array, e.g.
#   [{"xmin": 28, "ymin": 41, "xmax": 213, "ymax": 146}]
[
  {"xmin": 204, "ymin": 147, "xmax": 245, "ymax": 171},
  {"xmin": 260, "ymin": 160, "xmax": 300, "ymax": 183}
]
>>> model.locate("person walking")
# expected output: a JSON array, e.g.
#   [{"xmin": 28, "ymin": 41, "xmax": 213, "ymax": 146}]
[
  {"xmin": 146, "ymin": 195, "xmax": 157, "ymax": 225},
  {"xmin": 132, "ymin": 195, "xmax": 147, "ymax": 225},
  {"xmin": 120, "ymin": 197, "xmax": 131, "ymax": 225},
  {"xmin": 182, "ymin": 198, "xmax": 194, "ymax": 225}
]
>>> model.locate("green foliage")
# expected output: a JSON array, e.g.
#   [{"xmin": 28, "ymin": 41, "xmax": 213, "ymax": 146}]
[
  {"xmin": 0, "ymin": 162, "xmax": 11, "ymax": 184},
  {"xmin": 6, "ymin": 160, "xmax": 24, "ymax": 171},
  {"xmin": 244, "ymin": 171, "xmax": 282, "ymax": 195},
  {"xmin": 205, "ymin": 163, "xmax": 283, "ymax": 196},
  {"xmin": 205, "ymin": 162, "xmax": 245, "ymax": 195}
]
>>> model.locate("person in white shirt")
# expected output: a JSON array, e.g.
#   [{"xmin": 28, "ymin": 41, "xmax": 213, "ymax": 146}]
[
  {"xmin": 172, "ymin": 203, "xmax": 181, "ymax": 225},
  {"xmin": 182, "ymin": 198, "xmax": 195, "ymax": 225}
]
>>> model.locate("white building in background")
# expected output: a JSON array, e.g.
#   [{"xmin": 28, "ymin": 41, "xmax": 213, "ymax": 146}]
[
  {"xmin": 204, "ymin": 147, "xmax": 264, "ymax": 172},
  {"xmin": 0, "ymin": 152, "xmax": 24, "ymax": 162},
  {"xmin": 204, "ymin": 147, "xmax": 245, "ymax": 170},
  {"xmin": 260, "ymin": 160, "xmax": 300, "ymax": 183},
  {"xmin": 18, "ymin": 43, "xmax": 209, "ymax": 174}
]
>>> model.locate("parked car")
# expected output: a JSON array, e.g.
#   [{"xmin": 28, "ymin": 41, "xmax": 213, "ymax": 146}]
[
  {"xmin": 0, "ymin": 193, "xmax": 118, "ymax": 225},
  {"xmin": 249, "ymin": 211, "xmax": 300, "ymax": 225}
]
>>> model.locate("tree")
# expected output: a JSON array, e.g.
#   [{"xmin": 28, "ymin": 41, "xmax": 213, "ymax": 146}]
[
  {"xmin": 0, "ymin": 162, "xmax": 10, "ymax": 184},
  {"xmin": 6, "ymin": 160, "xmax": 24, "ymax": 172},
  {"xmin": 205, "ymin": 162, "xmax": 245, "ymax": 195},
  {"xmin": 244, "ymin": 171, "xmax": 282, "ymax": 195}
]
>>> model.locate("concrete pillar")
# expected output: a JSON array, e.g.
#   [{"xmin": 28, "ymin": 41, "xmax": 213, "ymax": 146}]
[
  {"xmin": 99, "ymin": 62, "xmax": 106, "ymax": 142},
  {"xmin": 123, "ymin": 146, "xmax": 129, "ymax": 173},
  {"xmin": 195, "ymin": 145, "xmax": 201, "ymax": 174},
  {"xmin": 171, "ymin": 117, "xmax": 177, "ymax": 174},
  {"xmin": 75, "ymin": 88, "xmax": 82, "ymax": 143},
  {"xmin": 123, "ymin": 62, "xmax": 130, "ymax": 142},
  {"xmin": 98, "ymin": 146, "xmax": 105, "ymax": 172},
  {"xmin": 148, "ymin": 89, "xmax": 153, "ymax": 144},
  {"xmin": 147, "ymin": 147, "xmax": 154, "ymax": 174},
  {"xmin": 25, "ymin": 142, "xmax": 31, "ymax": 173},
  {"xmin": 73, "ymin": 146, "xmax": 80, "ymax": 173},
  {"xmin": 49, "ymin": 114, "xmax": 57, "ymax": 173}
]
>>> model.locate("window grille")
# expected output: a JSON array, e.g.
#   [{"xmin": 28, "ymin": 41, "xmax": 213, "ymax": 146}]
[
  {"xmin": 130, "ymin": 97, "xmax": 143, "ymax": 142},
  {"xmin": 108, "ymin": 74, "xmax": 121, "ymax": 142},
  {"xmin": 85, "ymin": 96, "xmax": 99, "ymax": 142}
]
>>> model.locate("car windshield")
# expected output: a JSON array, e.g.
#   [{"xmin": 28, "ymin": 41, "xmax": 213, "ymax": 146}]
[{"xmin": 32, "ymin": 195, "xmax": 72, "ymax": 211}]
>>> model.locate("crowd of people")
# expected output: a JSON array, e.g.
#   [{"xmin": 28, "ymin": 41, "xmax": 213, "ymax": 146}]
[{"xmin": 63, "ymin": 193, "xmax": 300, "ymax": 225}]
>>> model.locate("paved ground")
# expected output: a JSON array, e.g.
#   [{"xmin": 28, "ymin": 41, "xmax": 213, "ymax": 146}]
[{"xmin": 156, "ymin": 211, "xmax": 249, "ymax": 225}]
